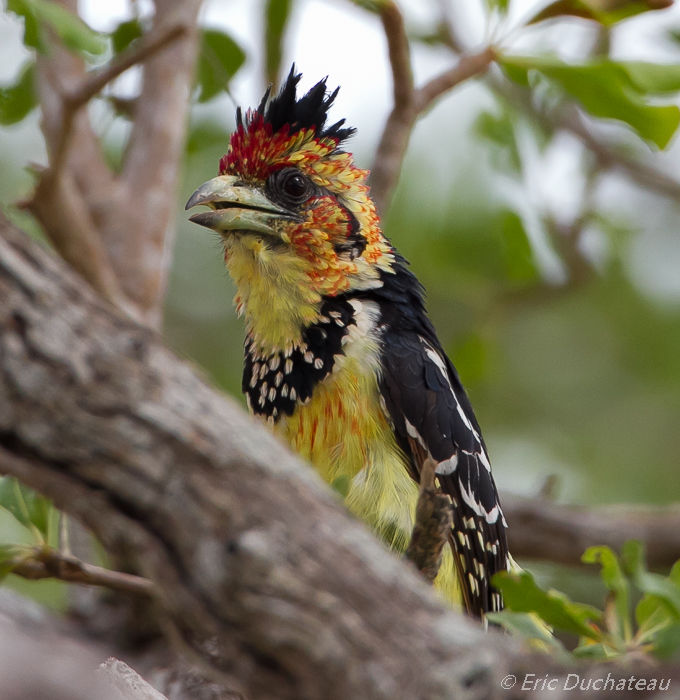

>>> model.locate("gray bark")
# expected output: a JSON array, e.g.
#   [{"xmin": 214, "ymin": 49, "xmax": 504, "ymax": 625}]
[
  {"xmin": 0, "ymin": 211, "xmax": 517, "ymax": 698},
  {"xmin": 2, "ymin": 212, "xmax": 679, "ymax": 699}
]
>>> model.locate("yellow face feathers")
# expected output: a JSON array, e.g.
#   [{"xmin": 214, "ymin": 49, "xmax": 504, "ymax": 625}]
[{"xmin": 186, "ymin": 70, "xmax": 395, "ymax": 351}]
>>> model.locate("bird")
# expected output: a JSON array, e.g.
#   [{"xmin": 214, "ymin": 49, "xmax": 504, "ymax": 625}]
[{"xmin": 186, "ymin": 67, "xmax": 509, "ymax": 618}]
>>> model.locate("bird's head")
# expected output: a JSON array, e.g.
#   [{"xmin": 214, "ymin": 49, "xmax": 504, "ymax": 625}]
[{"xmin": 186, "ymin": 68, "xmax": 394, "ymax": 352}]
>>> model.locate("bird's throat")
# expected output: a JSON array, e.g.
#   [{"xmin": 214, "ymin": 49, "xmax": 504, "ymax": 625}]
[{"xmin": 224, "ymin": 234, "xmax": 322, "ymax": 352}]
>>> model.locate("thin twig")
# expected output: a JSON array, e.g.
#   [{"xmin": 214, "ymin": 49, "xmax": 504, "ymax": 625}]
[
  {"xmin": 11, "ymin": 548, "xmax": 156, "ymax": 597},
  {"xmin": 49, "ymin": 20, "xmax": 187, "ymax": 178},
  {"xmin": 369, "ymin": 0, "xmax": 495, "ymax": 215},
  {"xmin": 416, "ymin": 48, "xmax": 495, "ymax": 113},
  {"xmin": 380, "ymin": 1, "xmax": 413, "ymax": 111}
]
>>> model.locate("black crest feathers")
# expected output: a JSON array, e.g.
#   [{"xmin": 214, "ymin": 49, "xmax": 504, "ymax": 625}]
[{"xmin": 253, "ymin": 65, "xmax": 356, "ymax": 144}]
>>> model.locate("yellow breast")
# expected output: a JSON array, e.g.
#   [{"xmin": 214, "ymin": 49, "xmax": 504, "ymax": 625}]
[
  {"xmin": 277, "ymin": 354, "xmax": 418, "ymax": 549},
  {"xmin": 276, "ymin": 355, "xmax": 459, "ymax": 603}
]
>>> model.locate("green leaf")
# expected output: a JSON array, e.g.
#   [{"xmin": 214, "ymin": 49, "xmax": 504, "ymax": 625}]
[
  {"xmin": 0, "ymin": 477, "xmax": 31, "ymax": 530},
  {"xmin": 636, "ymin": 594, "xmax": 670, "ymax": 633},
  {"xmin": 474, "ymin": 110, "xmax": 522, "ymax": 173},
  {"xmin": 528, "ymin": 0, "xmax": 671, "ymax": 26},
  {"xmin": 582, "ymin": 545, "xmax": 631, "ymax": 641},
  {"xmin": 347, "ymin": 0, "xmax": 388, "ymax": 12},
  {"xmin": 499, "ymin": 55, "xmax": 680, "ymax": 149},
  {"xmin": 30, "ymin": 0, "xmax": 106, "ymax": 55},
  {"xmin": 196, "ymin": 29, "xmax": 246, "ymax": 103},
  {"xmin": 670, "ymin": 560, "xmax": 680, "ymax": 587},
  {"xmin": 622, "ymin": 541, "xmax": 680, "ymax": 618},
  {"xmin": 492, "ymin": 570, "xmax": 603, "ymax": 639},
  {"xmin": 111, "ymin": 18, "xmax": 144, "ymax": 54},
  {"xmin": 652, "ymin": 622, "xmax": 680, "ymax": 659},
  {"xmin": 486, "ymin": 611, "xmax": 568, "ymax": 655},
  {"xmin": 635, "ymin": 593, "xmax": 680, "ymax": 656},
  {"xmin": 572, "ymin": 642, "xmax": 619, "ymax": 659},
  {"xmin": 502, "ymin": 212, "xmax": 538, "ymax": 283},
  {"xmin": 0, "ymin": 477, "xmax": 52, "ymax": 541},
  {"xmin": 0, "ymin": 61, "xmax": 37, "ymax": 126},
  {"xmin": 486, "ymin": 0, "xmax": 509, "ymax": 12},
  {"xmin": 622, "ymin": 62, "xmax": 680, "ymax": 94},
  {"xmin": 264, "ymin": 0, "xmax": 291, "ymax": 88},
  {"xmin": 7, "ymin": 0, "xmax": 43, "ymax": 51},
  {"xmin": 0, "ymin": 544, "xmax": 32, "ymax": 582},
  {"xmin": 7, "ymin": 0, "xmax": 106, "ymax": 56},
  {"xmin": 528, "ymin": 0, "xmax": 598, "ymax": 24}
]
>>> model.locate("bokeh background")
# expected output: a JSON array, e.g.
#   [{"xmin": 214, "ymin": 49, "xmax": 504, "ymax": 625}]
[{"xmin": 1, "ymin": 0, "xmax": 680, "ymax": 609}]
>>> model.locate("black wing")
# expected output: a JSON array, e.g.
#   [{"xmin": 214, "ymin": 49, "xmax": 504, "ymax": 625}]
[{"xmin": 379, "ymin": 328, "xmax": 509, "ymax": 617}]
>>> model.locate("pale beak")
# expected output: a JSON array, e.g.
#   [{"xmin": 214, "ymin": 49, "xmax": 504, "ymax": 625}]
[{"xmin": 186, "ymin": 175, "xmax": 295, "ymax": 236}]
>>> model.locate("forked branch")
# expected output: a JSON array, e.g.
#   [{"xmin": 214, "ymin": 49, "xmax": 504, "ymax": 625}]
[
  {"xmin": 46, "ymin": 21, "xmax": 186, "ymax": 181},
  {"xmin": 369, "ymin": 2, "xmax": 495, "ymax": 214},
  {"xmin": 18, "ymin": 0, "xmax": 199, "ymax": 327}
]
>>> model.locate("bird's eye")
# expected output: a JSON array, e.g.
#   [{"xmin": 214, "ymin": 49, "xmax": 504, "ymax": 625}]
[
  {"xmin": 283, "ymin": 173, "xmax": 308, "ymax": 199},
  {"xmin": 266, "ymin": 168, "xmax": 313, "ymax": 207}
]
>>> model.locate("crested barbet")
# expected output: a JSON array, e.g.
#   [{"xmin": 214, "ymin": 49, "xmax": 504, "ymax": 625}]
[{"xmin": 186, "ymin": 67, "xmax": 510, "ymax": 618}]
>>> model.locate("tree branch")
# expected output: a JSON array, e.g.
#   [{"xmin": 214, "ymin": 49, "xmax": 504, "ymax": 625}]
[
  {"xmin": 23, "ymin": 0, "xmax": 199, "ymax": 328},
  {"xmin": 0, "ymin": 210, "xmax": 524, "ymax": 699},
  {"xmin": 5, "ymin": 211, "xmax": 680, "ymax": 697},
  {"xmin": 51, "ymin": 20, "xmax": 186, "ymax": 179},
  {"xmin": 369, "ymin": 0, "xmax": 494, "ymax": 215},
  {"xmin": 503, "ymin": 493, "xmax": 680, "ymax": 571},
  {"xmin": 117, "ymin": 1, "xmax": 201, "ymax": 327},
  {"xmin": 416, "ymin": 47, "xmax": 496, "ymax": 113},
  {"xmin": 9, "ymin": 547, "xmax": 155, "ymax": 597},
  {"xmin": 488, "ymin": 74, "xmax": 680, "ymax": 206},
  {"xmin": 0, "ymin": 588, "xmax": 173, "ymax": 700},
  {"xmin": 98, "ymin": 659, "xmax": 170, "ymax": 700},
  {"xmin": 380, "ymin": 1, "xmax": 413, "ymax": 111}
]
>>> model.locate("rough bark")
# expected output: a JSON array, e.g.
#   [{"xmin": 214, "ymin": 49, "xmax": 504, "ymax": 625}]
[
  {"xmin": 4, "ymin": 212, "xmax": 680, "ymax": 698},
  {"xmin": 0, "ymin": 211, "xmax": 520, "ymax": 698},
  {"xmin": 0, "ymin": 589, "xmax": 118, "ymax": 700}
]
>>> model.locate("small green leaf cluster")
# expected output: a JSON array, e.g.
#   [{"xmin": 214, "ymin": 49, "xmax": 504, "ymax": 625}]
[
  {"xmin": 196, "ymin": 29, "xmax": 245, "ymax": 104},
  {"xmin": 1, "ymin": 2, "xmax": 246, "ymax": 127},
  {"xmin": 499, "ymin": 56, "xmax": 680, "ymax": 149},
  {"xmin": 0, "ymin": 476, "xmax": 54, "ymax": 582},
  {"xmin": 2, "ymin": 0, "xmax": 106, "ymax": 126},
  {"xmin": 489, "ymin": 542, "xmax": 680, "ymax": 661},
  {"xmin": 528, "ymin": 0, "xmax": 672, "ymax": 27}
]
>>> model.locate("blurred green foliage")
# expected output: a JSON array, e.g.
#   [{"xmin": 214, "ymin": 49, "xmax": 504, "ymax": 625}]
[
  {"xmin": 0, "ymin": 479, "xmax": 66, "ymax": 608},
  {"xmin": 490, "ymin": 542, "xmax": 680, "ymax": 661}
]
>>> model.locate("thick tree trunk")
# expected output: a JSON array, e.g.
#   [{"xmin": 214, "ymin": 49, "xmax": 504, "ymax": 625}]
[
  {"xmin": 0, "ymin": 211, "xmax": 516, "ymax": 698},
  {"xmin": 3, "ymin": 213, "xmax": 680, "ymax": 699}
]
